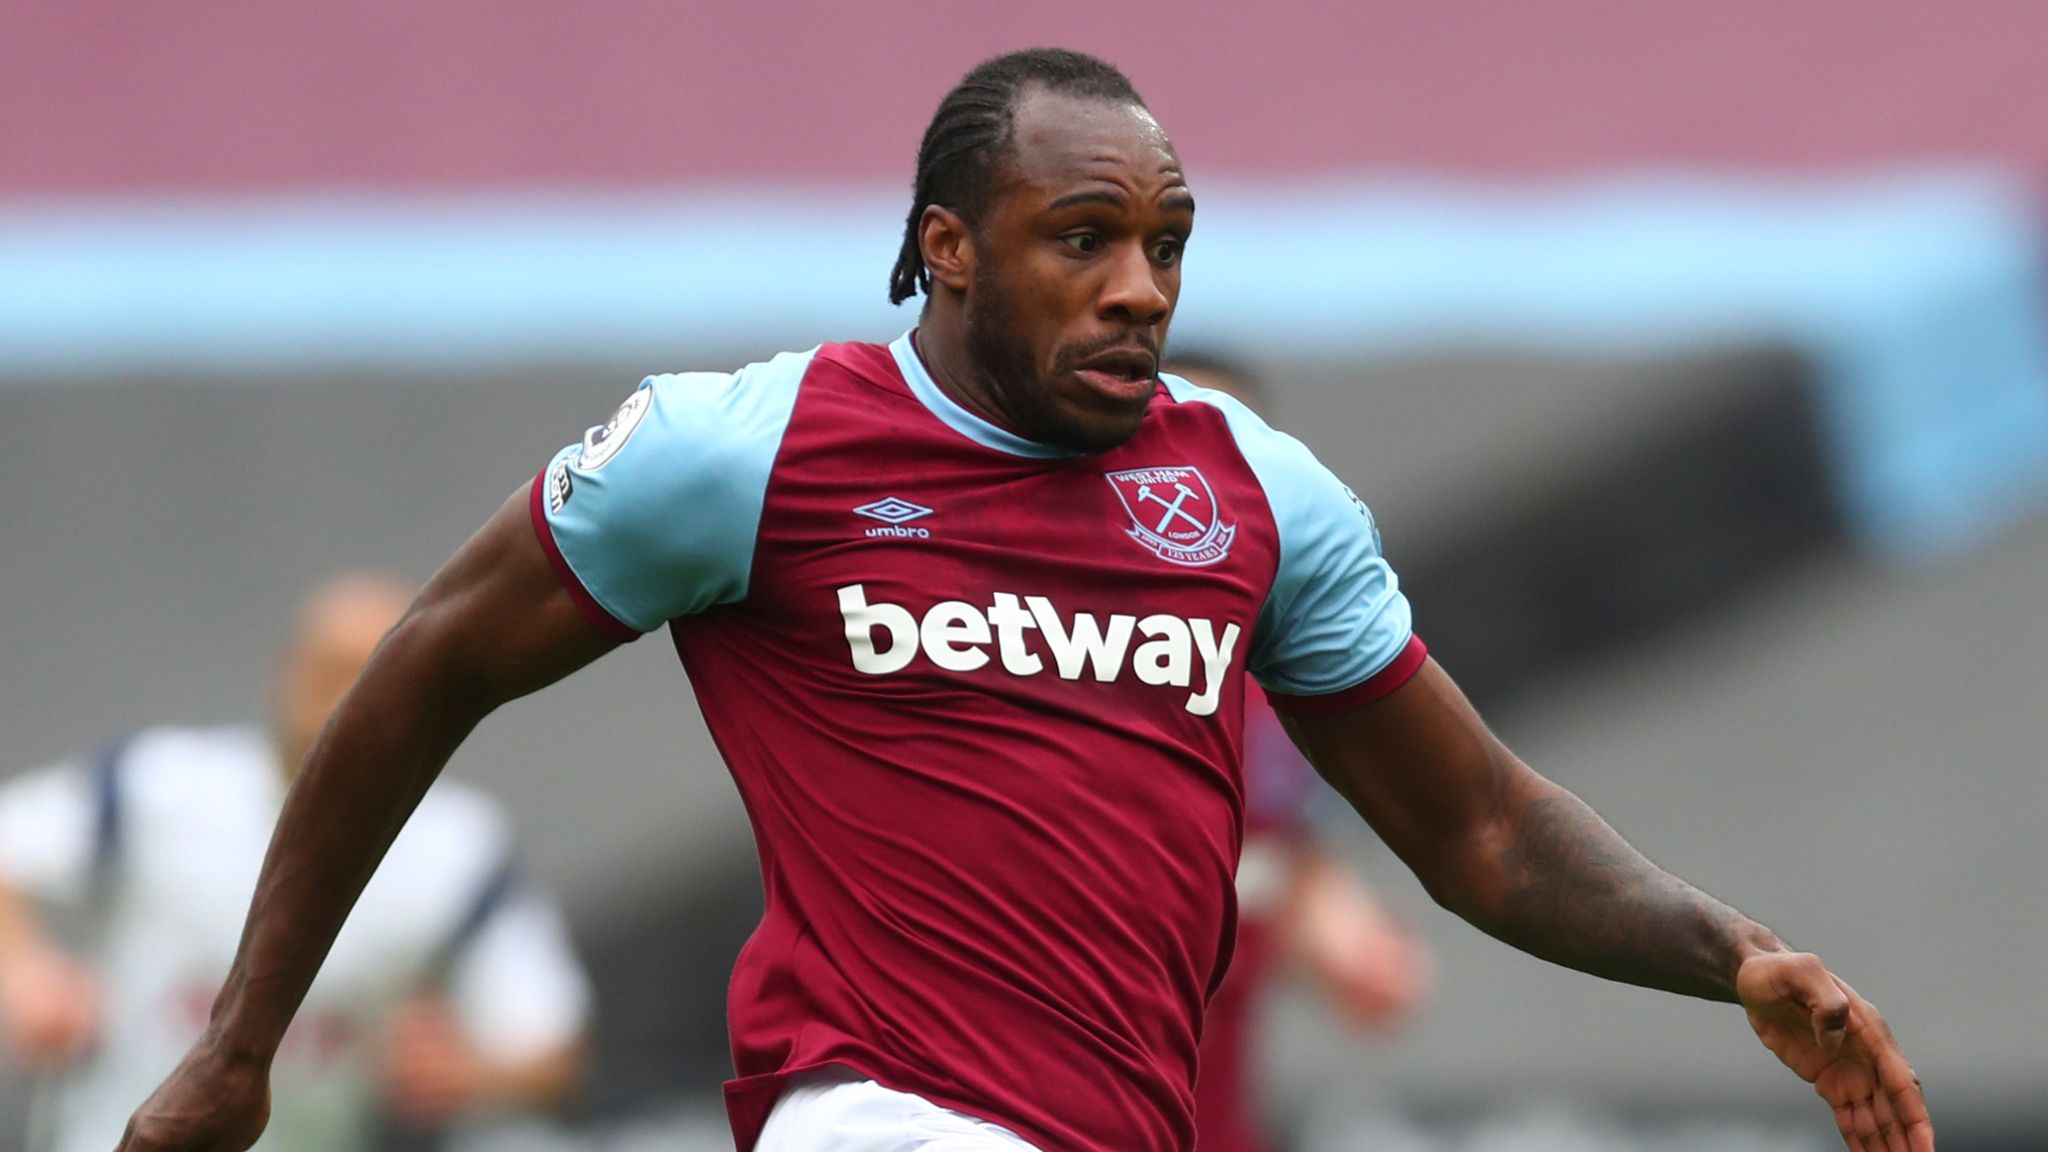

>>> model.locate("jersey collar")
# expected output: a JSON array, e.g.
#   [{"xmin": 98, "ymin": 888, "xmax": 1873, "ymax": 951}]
[{"xmin": 889, "ymin": 330, "xmax": 1080, "ymax": 459}]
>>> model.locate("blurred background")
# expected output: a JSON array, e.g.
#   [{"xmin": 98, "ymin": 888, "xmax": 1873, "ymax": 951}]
[{"xmin": 3, "ymin": 2, "xmax": 2044, "ymax": 1150}]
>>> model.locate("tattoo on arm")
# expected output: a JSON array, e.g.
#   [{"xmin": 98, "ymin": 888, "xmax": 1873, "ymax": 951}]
[{"xmin": 1491, "ymin": 792, "xmax": 1776, "ymax": 1002}]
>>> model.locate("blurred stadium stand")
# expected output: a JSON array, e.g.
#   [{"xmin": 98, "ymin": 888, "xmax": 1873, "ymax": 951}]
[
  {"xmin": 4, "ymin": 3, "xmax": 2045, "ymax": 1149},
  {"xmin": 12, "ymin": 1, "xmax": 2048, "ymax": 188}
]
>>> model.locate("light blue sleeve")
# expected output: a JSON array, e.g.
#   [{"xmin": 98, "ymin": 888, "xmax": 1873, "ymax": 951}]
[
  {"xmin": 1163, "ymin": 375, "xmax": 1416, "ymax": 698},
  {"xmin": 535, "ymin": 348, "xmax": 813, "ymax": 634}
]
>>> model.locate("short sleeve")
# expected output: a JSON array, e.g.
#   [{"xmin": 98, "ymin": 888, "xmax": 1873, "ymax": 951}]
[
  {"xmin": 445, "ymin": 887, "xmax": 592, "ymax": 1061},
  {"xmin": 1162, "ymin": 376, "xmax": 1427, "ymax": 715},
  {"xmin": 0, "ymin": 762, "xmax": 98, "ymax": 904},
  {"xmin": 530, "ymin": 349, "xmax": 815, "ymax": 638}
]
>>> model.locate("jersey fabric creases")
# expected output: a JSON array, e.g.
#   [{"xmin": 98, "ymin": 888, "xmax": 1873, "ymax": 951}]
[{"xmin": 530, "ymin": 332, "xmax": 1424, "ymax": 1152}]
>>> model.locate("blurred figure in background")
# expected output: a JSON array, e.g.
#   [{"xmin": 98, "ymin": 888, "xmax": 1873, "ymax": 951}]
[
  {"xmin": 1169, "ymin": 353, "xmax": 1433, "ymax": 1152},
  {"xmin": 0, "ymin": 573, "xmax": 590, "ymax": 1152}
]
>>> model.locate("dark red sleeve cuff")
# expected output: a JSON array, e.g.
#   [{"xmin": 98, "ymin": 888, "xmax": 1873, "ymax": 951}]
[
  {"xmin": 1264, "ymin": 635, "xmax": 1428, "ymax": 717},
  {"xmin": 528, "ymin": 469, "xmax": 642, "ymax": 644}
]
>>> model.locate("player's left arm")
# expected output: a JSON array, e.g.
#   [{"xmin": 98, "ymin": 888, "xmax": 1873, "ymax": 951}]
[{"xmin": 1283, "ymin": 660, "xmax": 1933, "ymax": 1152}]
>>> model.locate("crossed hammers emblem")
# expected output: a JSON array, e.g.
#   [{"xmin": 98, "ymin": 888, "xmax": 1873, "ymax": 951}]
[{"xmin": 1136, "ymin": 482, "xmax": 1207, "ymax": 535}]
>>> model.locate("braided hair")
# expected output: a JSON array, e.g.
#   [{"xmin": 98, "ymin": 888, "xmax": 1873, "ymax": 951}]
[{"xmin": 888, "ymin": 48, "xmax": 1146, "ymax": 305}]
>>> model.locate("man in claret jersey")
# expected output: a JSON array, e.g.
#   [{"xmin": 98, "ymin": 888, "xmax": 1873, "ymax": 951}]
[{"xmin": 120, "ymin": 47, "xmax": 1932, "ymax": 1152}]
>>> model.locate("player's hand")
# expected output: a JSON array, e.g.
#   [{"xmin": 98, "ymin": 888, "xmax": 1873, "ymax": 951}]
[
  {"xmin": 0, "ymin": 942, "xmax": 101, "ymax": 1068},
  {"xmin": 1736, "ymin": 950, "xmax": 1933, "ymax": 1152},
  {"xmin": 113, "ymin": 1039, "xmax": 270, "ymax": 1152},
  {"xmin": 380, "ymin": 996, "xmax": 491, "ymax": 1123}
]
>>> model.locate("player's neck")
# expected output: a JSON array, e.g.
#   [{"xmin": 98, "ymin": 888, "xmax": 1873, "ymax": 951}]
[{"xmin": 909, "ymin": 318, "xmax": 1023, "ymax": 438}]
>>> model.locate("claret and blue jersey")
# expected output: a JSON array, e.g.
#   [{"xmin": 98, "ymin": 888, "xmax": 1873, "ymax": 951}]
[{"xmin": 530, "ymin": 332, "xmax": 1424, "ymax": 1152}]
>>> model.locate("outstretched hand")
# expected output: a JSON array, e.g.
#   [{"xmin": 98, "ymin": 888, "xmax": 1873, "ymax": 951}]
[
  {"xmin": 1737, "ymin": 951, "xmax": 1933, "ymax": 1152},
  {"xmin": 113, "ymin": 1041, "xmax": 270, "ymax": 1152}
]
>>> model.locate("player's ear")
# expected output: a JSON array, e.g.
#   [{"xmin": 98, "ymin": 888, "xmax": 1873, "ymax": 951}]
[{"xmin": 919, "ymin": 205, "xmax": 974, "ymax": 295}]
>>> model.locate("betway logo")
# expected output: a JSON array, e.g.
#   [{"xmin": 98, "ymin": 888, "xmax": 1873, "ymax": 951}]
[{"xmin": 837, "ymin": 584, "xmax": 1240, "ymax": 716}]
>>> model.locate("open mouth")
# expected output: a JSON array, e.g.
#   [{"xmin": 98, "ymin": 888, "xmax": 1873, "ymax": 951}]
[
  {"xmin": 1073, "ymin": 365, "xmax": 1159, "ymax": 404},
  {"xmin": 1071, "ymin": 349, "xmax": 1160, "ymax": 403},
  {"xmin": 1075, "ymin": 351, "xmax": 1158, "ymax": 382}
]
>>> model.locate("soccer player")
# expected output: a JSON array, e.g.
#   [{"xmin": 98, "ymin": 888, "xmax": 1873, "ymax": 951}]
[
  {"xmin": 0, "ymin": 574, "xmax": 590, "ymax": 1152},
  {"xmin": 116, "ymin": 49, "xmax": 1931, "ymax": 1152},
  {"xmin": 1166, "ymin": 352, "xmax": 1431, "ymax": 1152}
]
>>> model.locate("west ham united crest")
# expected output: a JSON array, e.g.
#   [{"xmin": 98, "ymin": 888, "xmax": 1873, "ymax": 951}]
[{"xmin": 1105, "ymin": 466, "xmax": 1236, "ymax": 567}]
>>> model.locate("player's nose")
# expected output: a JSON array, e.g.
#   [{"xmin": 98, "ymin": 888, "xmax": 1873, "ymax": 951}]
[{"xmin": 1097, "ymin": 242, "xmax": 1171, "ymax": 327}]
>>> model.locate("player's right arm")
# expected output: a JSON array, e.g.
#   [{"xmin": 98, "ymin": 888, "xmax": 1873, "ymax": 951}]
[
  {"xmin": 119, "ymin": 365, "xmax": 788, "ymax": 1152},
  {"xmin": 115, "ymin": 488, "xmax": 619, "ymax": 1152}
]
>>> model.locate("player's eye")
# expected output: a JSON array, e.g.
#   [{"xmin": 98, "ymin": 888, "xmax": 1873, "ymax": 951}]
[
  {"xmin": 1150, "ymin": 238, "xmax": 1185, "ymax": 266},
  {"xmin": 1061, "ymin": 233, "xmax": 1105, "ymax": 254}
]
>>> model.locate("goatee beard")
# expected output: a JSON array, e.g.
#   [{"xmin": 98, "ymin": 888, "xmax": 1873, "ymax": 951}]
[{"xmin": 963, "ymin": 270, "xmax": 1151, "ymax": 455}]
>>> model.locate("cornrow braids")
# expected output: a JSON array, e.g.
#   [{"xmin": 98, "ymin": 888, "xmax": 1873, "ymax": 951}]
[{"xmin": 888, "ymin": 48, "xmax": 1146, "ymax": 306}]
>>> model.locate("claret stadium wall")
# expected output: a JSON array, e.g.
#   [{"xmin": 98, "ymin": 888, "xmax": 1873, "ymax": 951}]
[{"xmin": 5, "ymin": 4, "xmax": 2048, "ymax": 1149}]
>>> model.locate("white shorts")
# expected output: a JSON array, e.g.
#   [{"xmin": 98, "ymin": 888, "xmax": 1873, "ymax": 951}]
[{"xmin": 754, "ymin": 1068, "xmax": 1043, "ymax": 1152}]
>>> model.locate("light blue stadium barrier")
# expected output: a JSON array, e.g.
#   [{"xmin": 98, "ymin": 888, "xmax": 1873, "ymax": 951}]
[{"xmin": 4, "ymin": 170, "xmax": 2044, "ymax": 559}]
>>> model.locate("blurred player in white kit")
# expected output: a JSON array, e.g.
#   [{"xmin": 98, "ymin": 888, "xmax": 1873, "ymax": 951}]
[{"xmin": 0, "ymin": 573, "xmax": 591, "ymax": 1152}]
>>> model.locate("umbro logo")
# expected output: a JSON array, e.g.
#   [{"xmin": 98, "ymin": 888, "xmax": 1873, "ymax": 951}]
[
  {"xmin": 854, "ymin": 497, "xmax": 932, "ymax": 525},
  {"xmin": 854, "ymin": 496, "xmax": 933, "ymax": 539}
]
